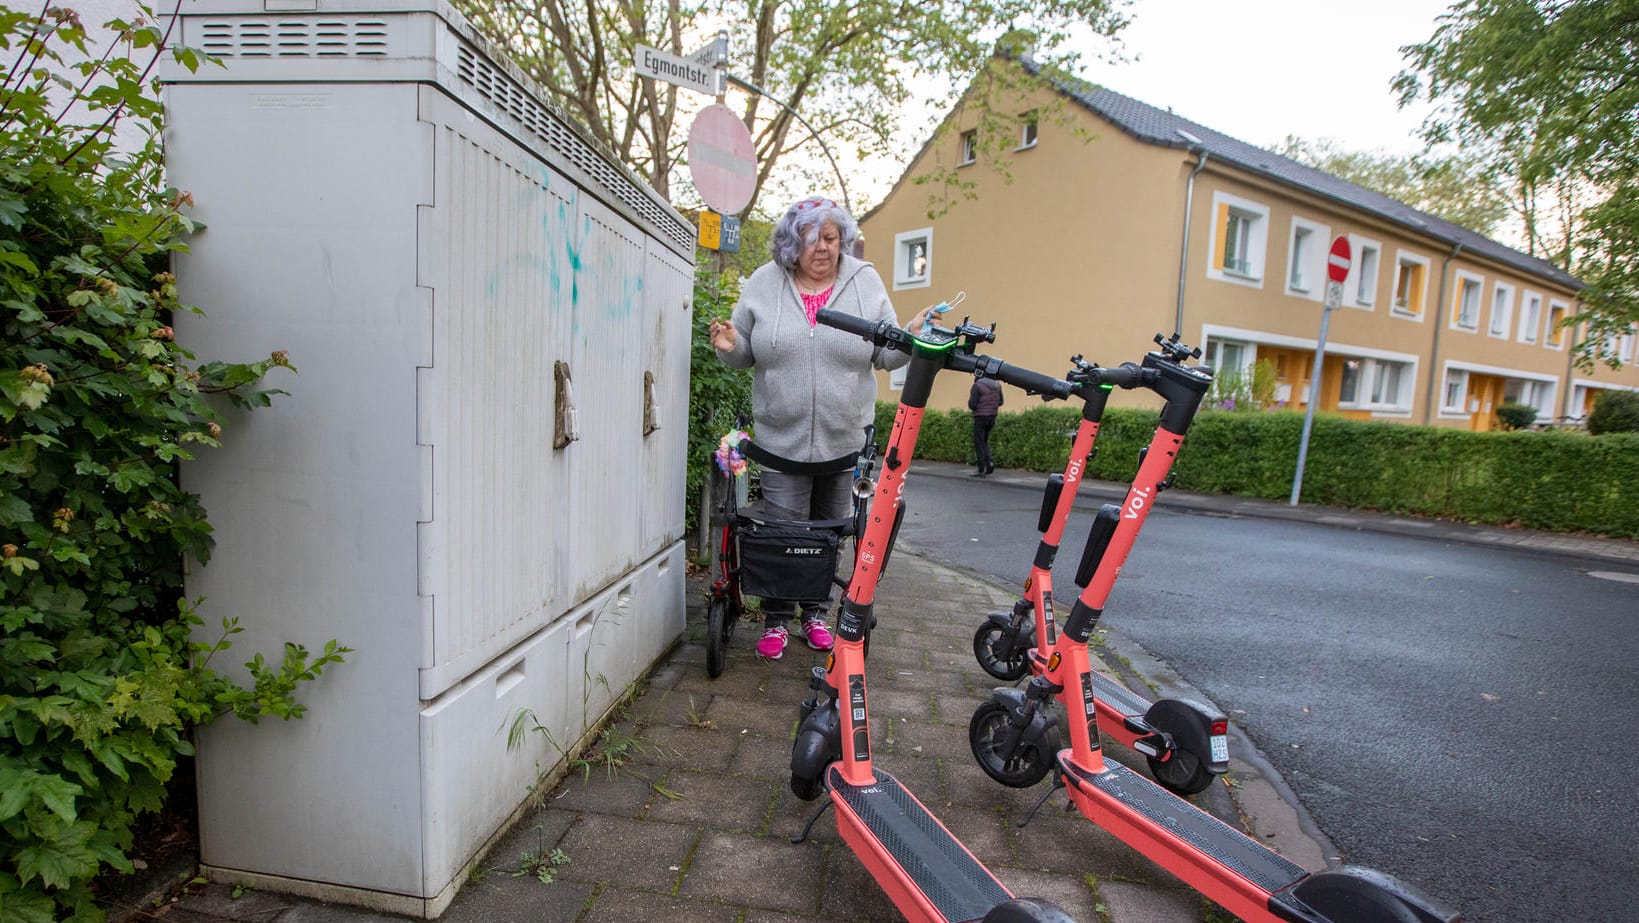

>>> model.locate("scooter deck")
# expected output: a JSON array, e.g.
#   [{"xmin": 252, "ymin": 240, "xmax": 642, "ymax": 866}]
[
  {"xmin": 828, "ymin": 764, "xmax": 1012, "ymax": 922},
  {"xmin": 1062, "ymin": 758, "xmax": 1306, "ymax": 894},
  {"xmin": 1091, "ymin": 670, "xmax": 1149, "ymax": 720}
]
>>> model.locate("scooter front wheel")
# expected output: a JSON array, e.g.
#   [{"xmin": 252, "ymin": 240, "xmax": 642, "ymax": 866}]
[
  {"xmin": 706, "ymin": 596, "xmax": 730, "ymax": 678},
  {"xmin": 969, "ymin": 701, "xmax": 1058, "ymax": 788},
  {"xmin": 972, "ymin": 620, "xmax": 1030, "ymax": 681},
  {"xmin": 981, "ymin": 897, "xmax": 1076, "ymax": 923}
]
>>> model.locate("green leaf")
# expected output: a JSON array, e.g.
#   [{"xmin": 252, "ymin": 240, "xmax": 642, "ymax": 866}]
[
  {"xmin": 15, "ymin": 829, "xmax": 99, "ymax": 890},
  {"xmin": 33, "ymin": 774, "xmax": 82, "ymax": 822},
  {"xmin": 0, "ymin": 493, "xmax": 30, "ymax": 525}
]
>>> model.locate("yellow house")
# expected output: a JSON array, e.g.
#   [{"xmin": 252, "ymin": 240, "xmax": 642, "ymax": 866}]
[{"xmin": 860, "ymin": 56, "xmax": 1639, "ymax": 430}]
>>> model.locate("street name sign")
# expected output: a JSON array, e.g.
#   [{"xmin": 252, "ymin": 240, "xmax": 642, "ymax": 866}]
[{"xmin": 634, "ymin": 44, "xmax": 715, "ymax": 96}]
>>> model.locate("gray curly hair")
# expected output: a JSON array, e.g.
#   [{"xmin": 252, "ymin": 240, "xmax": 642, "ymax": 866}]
[{"xmin": 769, "ymin": 196, "xmax": 858, "ymax": 270}]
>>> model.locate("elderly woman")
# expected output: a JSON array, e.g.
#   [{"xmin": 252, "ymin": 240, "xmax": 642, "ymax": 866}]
[{"xmin": 709, "ymin": 195, "xmax": 937, "ymax": 660}]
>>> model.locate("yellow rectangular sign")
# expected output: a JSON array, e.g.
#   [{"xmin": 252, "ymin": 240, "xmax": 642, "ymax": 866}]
[{"xmin": 698, "ymin": 210, "xmax": 722, "ymax": 250}]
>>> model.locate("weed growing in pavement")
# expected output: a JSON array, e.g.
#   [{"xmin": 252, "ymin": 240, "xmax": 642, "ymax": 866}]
[
  {"xmin": 684, "ymin": 695, "xmax": 716, "ymax": 730},
  {"xmin": 514, "ymin": 847, "xmax": 569, "ymax": 884}
]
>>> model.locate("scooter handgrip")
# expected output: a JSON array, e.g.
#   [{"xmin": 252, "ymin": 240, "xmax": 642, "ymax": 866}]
[
  {"xmin": 1091, "ymin": 362, "xmax": 1148, "ymax": 389},
  {"xmin": 993, "ymin": 362, "xmax": 1074, "ymax": 400},
  {"xmin": 815, "ymin": 308, "xmax": 881, "ymax": 340}
]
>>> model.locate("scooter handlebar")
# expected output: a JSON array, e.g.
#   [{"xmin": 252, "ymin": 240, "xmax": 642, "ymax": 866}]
[
  {"xmin": 1084, "ymin": 361, "xmax": 1154, "ymax": 389},
  {"xmin": 991, "ymin": 361, "xmax": 1075, "ymax": 400},
  {"xmin": 815, "ymin": 308, "xmax": 913, "ymax": 353},
  {"xmin": 816, "ymin": 307, "xmax": 1072, "ymax": 399}
]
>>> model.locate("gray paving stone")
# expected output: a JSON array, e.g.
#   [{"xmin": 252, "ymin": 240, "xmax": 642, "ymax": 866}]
[
  {"xmin": 678, "ymin": 830, "xmax": 824, "ymax": 915},
  {"xmin": 579, "ymin": 886, "xmax": 741, "ymax": 923},
  {"xmin": 553, "ymin": 814, "xmax": 698, "ymax": 892},
  {"xmin": 641, "ymin": 769, "xmax": 780, "ymax": 833}
]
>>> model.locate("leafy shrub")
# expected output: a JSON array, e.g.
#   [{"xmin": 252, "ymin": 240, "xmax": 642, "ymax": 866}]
[
  {"xmin": 685, "ymin": 268, "xmax": 750, "ymax": 531},
  {"xmin": 1587, "ymin": 389, "xmax": 1639, "ymax": 435},
  {"xmin": 1495, "ymin": 402, "xmax": 1538, "ymax": 431},
  {"xmin": 2, "ymin": 6, "xmax": 348, "ymax": 919},
  {"xmin": 872, "ymin": 399, "xmax": 1638, "ymax": 538}
]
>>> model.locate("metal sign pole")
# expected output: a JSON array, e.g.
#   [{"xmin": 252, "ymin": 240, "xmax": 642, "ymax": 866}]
[
  {"xmin": 1291, "ymin": 235, "xmax": 1353, "ymax": 507},
  {"xmin": 1289, "ymin": 284, "xmax": 1339, "ymax": 506}
]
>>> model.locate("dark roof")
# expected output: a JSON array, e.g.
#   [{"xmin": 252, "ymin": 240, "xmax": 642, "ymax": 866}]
[{"xmin": 1019, "ymin": 58, "xmax": 1582, "ymax": 291}]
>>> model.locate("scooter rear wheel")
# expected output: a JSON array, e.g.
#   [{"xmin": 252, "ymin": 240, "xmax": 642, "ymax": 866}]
[
  {"xmin": 1147, "ymin": 746, "xmax": 1212, "ymax": 796},
  {"xmin": 972, "ymin": 621, "xmax": 1030, "ymax": 681},
  {"xmin": 969, "ymin": 701, "xmax": 1058, "ymax": 788},
  {"xmin": 706, "ymin": 596, "xmax": 731, "ymax": 678}
]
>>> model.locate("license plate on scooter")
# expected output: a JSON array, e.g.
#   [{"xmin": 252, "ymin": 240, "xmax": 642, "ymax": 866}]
[{"xmin": 1210, "ymin": 735, "xmax": 1229, "ymax": 764}]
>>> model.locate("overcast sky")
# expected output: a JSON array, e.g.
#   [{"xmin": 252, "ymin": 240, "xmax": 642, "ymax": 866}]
[
  {"xmin": 849, "ymin": 0, "xmax": 1456, "ymax": 209},
  {"xmin": 1074, "ymin": 0, "xmax": 1451, "ymax": 153}
]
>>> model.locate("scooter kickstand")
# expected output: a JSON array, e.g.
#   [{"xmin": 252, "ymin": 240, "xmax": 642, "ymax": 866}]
[
  {"xmin": 1017, "ymin": 775, "xmax": 1066, "ymax": 829},
  {"xmin": 791, "ymin": 799, "xmax": 834, "ymax": 844}
]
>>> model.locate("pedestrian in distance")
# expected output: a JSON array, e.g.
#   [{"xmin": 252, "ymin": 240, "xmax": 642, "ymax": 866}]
[
  {"xmin": 708, "ymin": 194, "xmax": 941, "ymax": 660},
  {"xmin": 969, "ymin": 376, "xmax": 1003, "ymax": 477}
]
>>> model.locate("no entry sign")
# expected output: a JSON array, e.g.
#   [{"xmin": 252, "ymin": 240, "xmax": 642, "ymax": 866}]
[
  {"xmin": 688, "ymin": 105, "xmax": 755, "ymax": 215},
  {"xmin": 1327, "ymin": 236, "xmax": 1352, "ymax": 284}
]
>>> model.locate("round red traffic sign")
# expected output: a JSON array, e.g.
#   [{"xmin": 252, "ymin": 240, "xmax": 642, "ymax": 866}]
[
  {"xmin": 688, "ymin": 104, "xmax": 755, "ymax": 215},
  {"xmin": 1327, "ymin": 236, "xmax": 1352, "ymax": 284}
]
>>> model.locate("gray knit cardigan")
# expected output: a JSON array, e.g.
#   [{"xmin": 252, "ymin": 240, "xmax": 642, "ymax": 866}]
[{"xmin": 714, "ymin": 254, "xmax": 911, "ymax": 463}]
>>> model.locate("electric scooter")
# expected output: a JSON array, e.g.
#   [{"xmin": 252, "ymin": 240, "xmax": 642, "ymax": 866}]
[
  {"xmin": 971, "ymin": 353, "xmax": 1229, "ymax": 795},
  {"xmin": 969, "ymin": 333, "xmax": 1460, "ymax": 923},
  {"xmin": 788, "ymin": 307, "xmax": 1078, "ymax": 923}
]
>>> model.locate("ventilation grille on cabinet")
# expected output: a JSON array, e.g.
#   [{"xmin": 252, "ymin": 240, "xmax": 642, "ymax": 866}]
[
  {"xmin": 454, "ymin": 45, "xmax": 692, "ymax": 252},
  {"xmin": 197, "ymin": 19, "xmax": 389, "ymax": 57}
]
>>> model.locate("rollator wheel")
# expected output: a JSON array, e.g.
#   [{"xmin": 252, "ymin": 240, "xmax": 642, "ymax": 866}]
[
  {"xmin": 969, "ymin": 702, "xmax": 1057, "ymax": 788},
  {"xmin": 1147, "ymin": 745, "xmax": 1213, "ymax": 796},
  {"xmin": 706, "ymin": 596, "xmax": 730, "ymax": 678},
  {"xmin": 972, "ymin": 621, "xmax": 1030, "ymax": 681}
]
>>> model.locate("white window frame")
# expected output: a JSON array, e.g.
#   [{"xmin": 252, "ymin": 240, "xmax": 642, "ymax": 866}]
[
  {"xmin": 1517, "ymin": 291, "xmax": 1543, "ymax": 344},
  {"xmin": 1348, "ymin": 236, "xmax": 1381, "ymax": 310},
  {"xmin": 1208, "ymin": 191, "xmax": 1269, "ymax": 288},
  {"xmin": 1621, "ymin": 327, "xmax": 1636, "ymax": 365},
  {"xmin": 1286, "ymin": 217, "xmax": 1329, "ymax": 299},
  {"xmin": 1335, "ymin": 356, "xmax": 1413, "ymax": 413},
  {"xmin": 1487, "ymin": 281, "xmax": 1515, "ymax": 339},
  {"xmin": 892, "ymin": 227, "xmax": 933, "ymax": 291},
  {"xmin": 1545, "ymin": 299, "xmax": 1570, "ymax": 350},
  {"xmin": 1441, "ymin": 368, "xmax": 1469, "ymax": 415},
  {"xmin": 1441, "ymin": 360, "xmax": 1559, "ymax": 420},
  {"xmin": 958, "ymin": 129, "xmax": 976, "ymax": 166},
  {"xmin": 1391, "ymin": 250, "xmax": 1430, "ymax": 320},
  {"xmin": 1200, "ymin": 323, "xmax": 1416, "ymax": 417},
  {"xmin": 1451, "ymin": 270, "xmax": 1483, "ymax": 332},
  {"xmin": 1017, "ymin": 110, "xmax": 1038, "ymax": 150}
]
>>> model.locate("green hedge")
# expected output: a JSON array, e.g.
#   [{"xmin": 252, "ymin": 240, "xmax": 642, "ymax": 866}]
[{"xmin": 874, "ymin": 403, "xmax": 1639, "ymax": 539}]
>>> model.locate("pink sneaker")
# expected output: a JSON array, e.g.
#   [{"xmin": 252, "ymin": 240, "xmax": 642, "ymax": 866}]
[
  {"xmin": 802, "ymin": 616, "xmax": 834, "ymax": 651},
  {"xmin": 756, "ymin": 625, "xmax": 789, "ymax": 659}
]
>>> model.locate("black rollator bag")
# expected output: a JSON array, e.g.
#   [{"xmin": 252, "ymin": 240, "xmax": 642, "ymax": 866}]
[{"xmin": 735, "ymin": 517, "xmax": 843, "ymax": 601}]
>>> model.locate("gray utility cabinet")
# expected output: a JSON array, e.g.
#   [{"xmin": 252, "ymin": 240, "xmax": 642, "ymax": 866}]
[{"xmin": 162, "ymin": 1, "xmax": 694, "ymax": 914}]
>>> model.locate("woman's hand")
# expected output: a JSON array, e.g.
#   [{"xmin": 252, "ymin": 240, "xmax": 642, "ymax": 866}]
[
  {"xmin": 905, "ymin": 303, "xmax": 945, "ymax": 333},
  {"xmin": 707, "ymin": 317, "xmax": 737, "ymax": 351}
]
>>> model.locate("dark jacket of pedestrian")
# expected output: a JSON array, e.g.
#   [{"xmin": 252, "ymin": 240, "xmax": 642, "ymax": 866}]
[{"xmin": 969, "ymin": 378, "xmax": 1003, "ymax": 417}]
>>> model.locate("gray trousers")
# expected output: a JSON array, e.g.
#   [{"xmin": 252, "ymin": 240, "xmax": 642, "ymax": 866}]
[{"xmin": 757, "ymin": 468, "xmax": 851, "ymax": 627}]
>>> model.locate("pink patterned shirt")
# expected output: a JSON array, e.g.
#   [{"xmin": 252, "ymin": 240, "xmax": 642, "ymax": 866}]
[{"xmin": 800, "ymin": 286, "xmax": 834, "ymax": 326}]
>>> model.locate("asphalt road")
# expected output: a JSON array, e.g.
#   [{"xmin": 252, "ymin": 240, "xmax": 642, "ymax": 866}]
[{"xmin": 894, "ymin": 471, "xmax": 1639, "ymax": 923}]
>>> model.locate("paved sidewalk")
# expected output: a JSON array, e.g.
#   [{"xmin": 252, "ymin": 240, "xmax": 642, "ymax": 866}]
[
  {"xmin": 126, "ymin": 476, "xmax": 1632, "ymax": 922},
  {"xmin": 137, "ymin": 552, "xmax": 1259, "ymax": 923}
]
